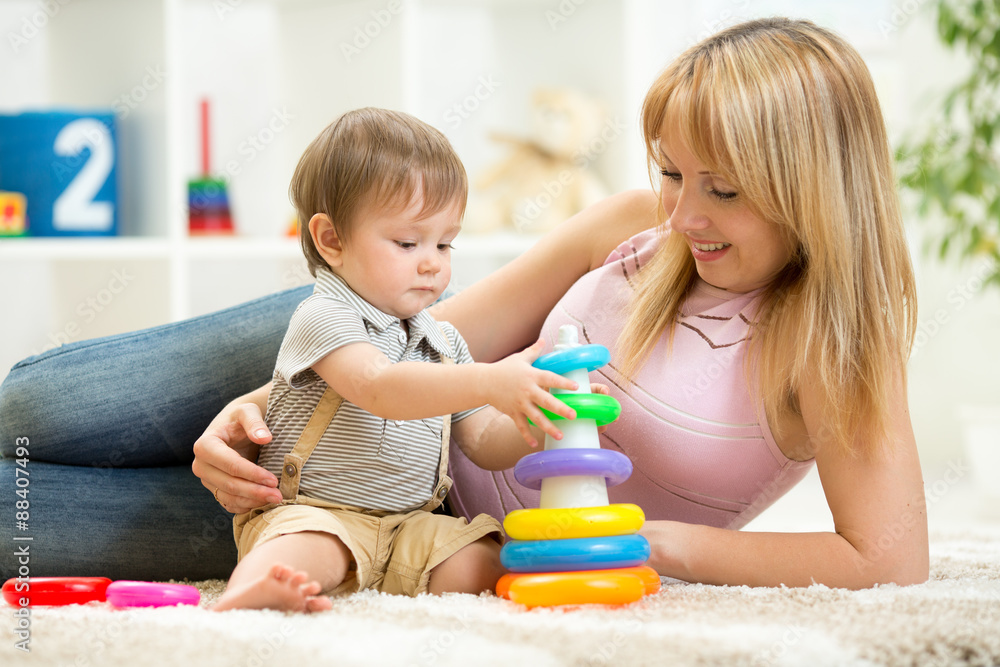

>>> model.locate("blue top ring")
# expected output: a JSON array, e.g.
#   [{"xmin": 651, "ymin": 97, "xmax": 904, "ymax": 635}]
[{"xmin": 532, "ymin": 344, "xmax": 611, "ymax": 376}]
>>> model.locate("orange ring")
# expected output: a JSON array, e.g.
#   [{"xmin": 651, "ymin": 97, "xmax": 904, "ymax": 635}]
[{"xmin": 497, "ymin": 566, "xmax": 660, "ymax": 608}]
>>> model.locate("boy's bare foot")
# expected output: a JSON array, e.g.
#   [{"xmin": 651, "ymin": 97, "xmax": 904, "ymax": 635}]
[{"xmin": 212, "ymin": 564, "xmax": 333, "ymax": 612}]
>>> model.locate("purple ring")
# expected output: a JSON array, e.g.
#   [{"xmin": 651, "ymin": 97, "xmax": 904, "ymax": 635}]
[{"xmin": 514, "ymin": 449, "xmax": 632, "ymax": 490}]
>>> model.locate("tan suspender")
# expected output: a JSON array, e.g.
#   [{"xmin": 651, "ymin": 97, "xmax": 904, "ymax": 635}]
[
  {"xmin": 277, "ymin": 332, "xmax": 455, "ymax": 513},
  {"xmin": 278, "ymin": 387, "xmax": 344, "ymax": 500}
]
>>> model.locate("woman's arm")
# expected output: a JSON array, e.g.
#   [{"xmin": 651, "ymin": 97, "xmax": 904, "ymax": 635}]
[
  {"xmin": 643, "ymin": 372, "xmax": 928, "ymax": 589},
  {"xmin": 191, "ymin": 382, "xmax": 284, "ymax": 512},
  {"xmin": 431, "ymin": 189, "xmax": 660, "ymax": 362}
]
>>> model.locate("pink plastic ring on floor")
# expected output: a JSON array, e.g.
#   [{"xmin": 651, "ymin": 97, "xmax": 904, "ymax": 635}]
[{"xmin": 105, "ymin": 581, "xmax": 201, "ymax": 608}]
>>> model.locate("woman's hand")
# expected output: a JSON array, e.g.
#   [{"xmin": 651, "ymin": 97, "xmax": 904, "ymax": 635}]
[
  {"xmin": 591, "ymin": 382, "xmax": 614, "ymax": 435},
  {"xmin": 192, "ymin": 392, "xmax": 283, "ymax": 514}
]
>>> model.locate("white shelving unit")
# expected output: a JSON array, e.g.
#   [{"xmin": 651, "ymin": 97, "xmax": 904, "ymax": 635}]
[
  {"xmin": 0, "ymin": 0, "xmax": 669, "ymax": 378},
  {"xmin": 0, "ymin": 0, "xmax": 899, "ymax": 380}
]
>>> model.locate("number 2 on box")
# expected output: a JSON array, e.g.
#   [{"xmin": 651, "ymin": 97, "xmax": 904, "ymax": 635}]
[{"xmin": 52, "ymin": 118, "xmax": 114, "ymax": 232}]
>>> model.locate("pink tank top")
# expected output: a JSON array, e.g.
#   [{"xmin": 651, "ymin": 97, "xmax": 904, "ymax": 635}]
[{"xmin": 448, "ymin": 228, "xmax": 814, "ymax": 530}]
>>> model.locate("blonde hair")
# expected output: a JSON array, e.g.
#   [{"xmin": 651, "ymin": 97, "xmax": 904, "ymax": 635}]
[
  {"xmin": 289, "ymin": 107, "xmax": 468, "ymax": 276},
  {"xmin": 619, "ymin": 18, "xmax": 917, "ymax": 457}
]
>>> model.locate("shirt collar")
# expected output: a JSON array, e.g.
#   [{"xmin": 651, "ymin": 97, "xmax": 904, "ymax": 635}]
[
  {"xmin": 313, "ymin": 268, "xmax": 453, "ymax": 357},
  {"xmin": 407, "ymin": 308, "xmax": 453, "ymax": 358}
]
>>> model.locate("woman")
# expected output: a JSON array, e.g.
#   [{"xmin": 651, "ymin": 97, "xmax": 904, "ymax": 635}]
[
  {"xmin": 0, "ymin": 18, "xmax": 926, "ymax": 587},
  {"xmin": 193, "ymin": 18, "xmax": 926, "ymax": 589}
]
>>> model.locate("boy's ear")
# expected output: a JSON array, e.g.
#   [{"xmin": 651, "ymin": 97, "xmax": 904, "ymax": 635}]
[{"xmin": 309, "ymin": 213, "xmax": 343, "ymax": 267}]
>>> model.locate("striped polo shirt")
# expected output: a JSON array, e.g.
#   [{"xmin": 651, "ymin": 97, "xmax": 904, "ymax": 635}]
[{"xmin": 257, "ymin": 268, "xmax": 484, "ymax": 512}]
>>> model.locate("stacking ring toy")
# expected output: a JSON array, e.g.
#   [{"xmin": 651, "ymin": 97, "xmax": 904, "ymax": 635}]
[
  {"xmin": 532, "ymin": 344, "xmax": 610, "ymax": 376},
  {"xmin": 504, "ymin": 504, "xmax": 645, "ymax": 541},
  {"xmin": 535, "ymin": 393, "xmax": 621, "ymax": 427},
  {"xmin": 497, "ymin": 566, "xmax": 661, "ymax": 608},
  {"xmin": 105, "ymin": 581, "xmax": 201, "ymax": 608},
  {"xmin": 2, "ymin": 577, "xmax": 111, "ymax": 607},
  {"xmin": 501, "ymin": 534, "xmax": 650, "ymax": 573},
  {"xmin": 500, "ymin": 326, "xmax": 657, "ymax": 608},
  {"xmin": 514, "ymin": 449, "xmax": 632, "ymax": 490}
]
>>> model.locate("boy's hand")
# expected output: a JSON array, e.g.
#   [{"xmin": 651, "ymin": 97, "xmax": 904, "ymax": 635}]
[{"xmin": 486, "ymin": 338, "xmax": 578, "ymax": 447}]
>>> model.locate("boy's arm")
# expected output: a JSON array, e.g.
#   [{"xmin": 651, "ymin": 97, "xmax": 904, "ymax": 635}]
[
  {"xmin": 450, "ymin": 406, "xmax": 540, "ymax": 470},
  {"xmin": 311, "ymin": 337, "xmax": 577, "ymax": 446},
  {"xmin": 451, "ymin": 383, "xmax": 615, "ymax": 471}
]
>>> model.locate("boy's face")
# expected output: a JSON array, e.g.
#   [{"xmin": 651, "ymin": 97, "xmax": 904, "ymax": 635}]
[{"xmin": 332, "ymin": 190, "xmax": 462, "ymax": 320}]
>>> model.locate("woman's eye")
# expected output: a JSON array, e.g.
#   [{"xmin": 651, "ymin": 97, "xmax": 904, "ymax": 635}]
[
  {"xmin": 660, "ymin": 169, "xmax": 682, "ymax": 182},
  {"xmin": 710, "ymin": 189, "xmax": 738, "ymax": 201}
]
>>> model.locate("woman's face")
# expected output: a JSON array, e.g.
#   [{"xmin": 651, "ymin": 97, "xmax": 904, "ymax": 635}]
[{"xmin": 659, "ymin": 134, "xmax": 791, "ymax": 293}]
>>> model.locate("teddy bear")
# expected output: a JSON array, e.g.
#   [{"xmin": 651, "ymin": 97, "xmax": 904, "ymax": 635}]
[{"xmin": 467, "ymin": 88, "xmax": 611, "ymax": 235}]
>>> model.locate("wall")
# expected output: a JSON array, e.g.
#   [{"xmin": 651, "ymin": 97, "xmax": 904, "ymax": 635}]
[{"xmin": 1, "ymin": 0, "xmax": 996, "ymax": 476}]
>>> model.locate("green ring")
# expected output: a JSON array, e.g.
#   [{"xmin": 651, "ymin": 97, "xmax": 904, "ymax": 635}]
[{"xmin": 533, "ymin": 392, "xmax": 621, "ymax": 427}]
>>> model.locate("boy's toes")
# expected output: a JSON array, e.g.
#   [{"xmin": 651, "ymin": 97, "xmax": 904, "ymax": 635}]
[
  {"xmin": 306, "ymin": 596, "xmax": 333, "ymax": 613},
  {"xmin": 300, "ymin": 580, "xmax": 322, "ymax": 596},
  {"xmin": 288, "ymin": 571, "xmax": 310, "ymax": 588}
]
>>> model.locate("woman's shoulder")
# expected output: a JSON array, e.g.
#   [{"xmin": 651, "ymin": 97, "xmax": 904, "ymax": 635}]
[{"xmin": 575, "ymin": 189, "xmax": 662, "ymax": 271}]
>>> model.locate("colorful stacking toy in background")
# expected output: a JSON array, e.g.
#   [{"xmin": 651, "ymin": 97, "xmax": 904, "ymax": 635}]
[
  {"xmin": 497, "ymin": 325, "xmax": 661, "ymax": 608},
  {"xmin": 2, "ymin": 577, "xmax": 200, "ymax": 608},
  {"xmin": 0, "ymin": 191, "xmax": 27, "ymax": 237},
  {"xmin": 187, "ymin": 99, "xmax": 234, "ymax": 235}
]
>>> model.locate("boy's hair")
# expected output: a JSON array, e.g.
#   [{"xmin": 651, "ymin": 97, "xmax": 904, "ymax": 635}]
[{"xmin": 289, "ymin": 107, "xmax": 468, "ymax": 276}]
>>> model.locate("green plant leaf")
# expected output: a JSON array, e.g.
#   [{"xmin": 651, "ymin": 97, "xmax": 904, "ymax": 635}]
[{"xmin": 896, "ymin": 0, "xmax": 1000, "ymax": 293}]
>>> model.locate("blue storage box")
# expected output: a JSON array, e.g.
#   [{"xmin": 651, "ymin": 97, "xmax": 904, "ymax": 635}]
[{"xmin": 0, "ymin": 110, "xmax": 119, "ymax": 236}]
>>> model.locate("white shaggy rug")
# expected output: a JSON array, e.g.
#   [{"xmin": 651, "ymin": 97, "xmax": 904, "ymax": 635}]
[{"xmin": 3, "ymin": 528, "xmax": 999, "ymax": 667}]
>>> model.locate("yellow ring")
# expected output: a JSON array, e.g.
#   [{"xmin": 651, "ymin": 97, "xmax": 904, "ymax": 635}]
[
  {"xmin": 503, "ymin": 504, "xmax": 645, "ymax": 541},
  {"xmin": 497, "ymin": 566, "xmax": 661, "ymax": 608}
]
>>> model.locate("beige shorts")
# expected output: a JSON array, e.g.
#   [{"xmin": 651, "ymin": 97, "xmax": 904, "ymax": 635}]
[{"xmin": 233, "ymin": 497, "xmax": 502, "ymax": 597}]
